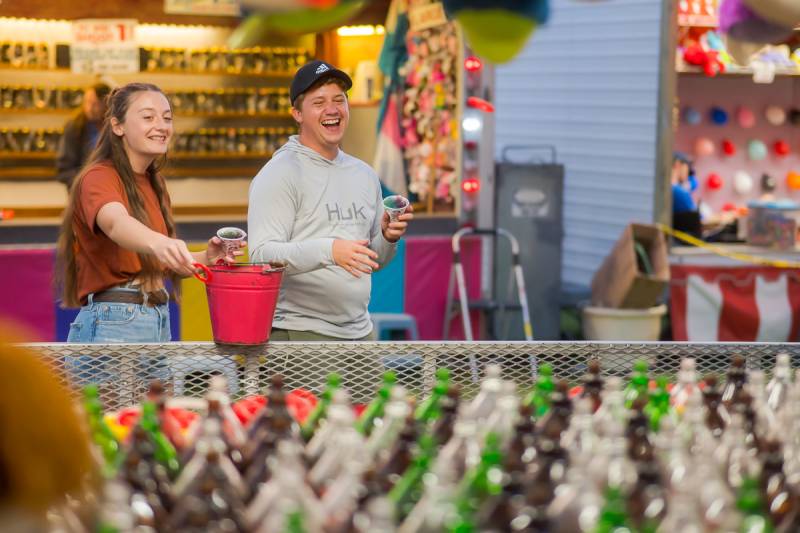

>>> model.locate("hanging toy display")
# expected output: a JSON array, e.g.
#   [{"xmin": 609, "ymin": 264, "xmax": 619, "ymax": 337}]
[
  {"xmin": 765, "ymin": 105, "xmax": 787, "ymax": 126},
  {"xmin": 748, "ymin": 140, "xmax": 768, "ymax": 160},
  {"xmin": 733, "ymin": 170, "xmax": 754, "ymax": 195},
  {"xmin": 774, "ymin": 139, "xmax": 791, "ymax": 157},
  {"xmin": 694, "ymin": 137, "xmax": 715, "ymax": 157},
  {"xmin": 718, "ymin": 0, "xmax": 797, "ymax": 65},
  {"xmin": 762, "ymin": 173, "xmax": 777, "ymax": 192},
  {"xmin": 787, "ymin": 171, "xmax": 800, "ymax": 190},
  {"xmin": 722, "ymin": 139, "xmax": 737, "ymax": 156},
  {"xmin": 737, "ymin": 106, "xmax": 756, "ymax": 128},
  {"xmin": 706, "ymin": 173, "xmax": 724, "ymax": 190},
  {"xmin": 709, "ymin": 107, "xmax": 728, "ymax": 125},
  {"xmin": 400, "ymin": 10, "xmax": 460, "ymax": 208},
  {"xmin": 683, "ymin": 107, "xmax": 702, "ymax": 125}
]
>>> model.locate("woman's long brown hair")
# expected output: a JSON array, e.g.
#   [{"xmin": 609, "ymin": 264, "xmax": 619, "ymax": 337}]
[{"xmin": 55, "ymin": 82, "xmax": 180, "ymax": 307}]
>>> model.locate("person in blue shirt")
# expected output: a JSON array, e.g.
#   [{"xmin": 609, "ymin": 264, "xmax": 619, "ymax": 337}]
[
  {"xmin": 672, "ymin": 152, "xmax": 696, "ymax": 213},
  {"xmin": 671, "ymin": 152, "xmax": 701, "ymax": 238}
]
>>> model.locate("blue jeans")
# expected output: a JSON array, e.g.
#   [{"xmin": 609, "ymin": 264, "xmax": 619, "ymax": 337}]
[{"xmin": 66, "ymin": 289, "xmax": 171, "ymax": 386}]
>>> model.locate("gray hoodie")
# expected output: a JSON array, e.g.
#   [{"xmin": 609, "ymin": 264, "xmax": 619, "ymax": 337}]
[{"xmin": 248, "ymin": 136, "xmax": 397, "ymax": 339}]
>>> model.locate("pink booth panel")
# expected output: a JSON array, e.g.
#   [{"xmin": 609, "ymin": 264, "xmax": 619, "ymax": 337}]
[
  {"xmin": 404, "ymin": 236, "xmax": 483, "ymax": 340},
  {"xmin": 0, "ymin": 247, "xmax": 56, "ymax": 341}
]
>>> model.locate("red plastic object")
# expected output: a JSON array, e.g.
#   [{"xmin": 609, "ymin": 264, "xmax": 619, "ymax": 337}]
[
  {"xmin": 464, "ymin": 56, "xmax": 483, "ymax": 72},
  {"xmin": 774, "ymin": 140, "xmax": 791, "ymax": 157},
  {"xmin": 706, "ymin": 173, "xmax": 723, "ymax": 190},
  {"xmin": 466, "ymin": 96, "xmax": 494, "ymax": 113},
  {"xmin": 722, "ymin": 202, "xmax": 737, "ymax": 212},
  {"xmin": 462, "ymin": 177, "xmax": 480, "ymax": 193},
  {"xmin": 194, "ymin": 263, "xmax": 284, "ymax": 345},
  {"xmin": 721, "ymin": 139, "xmax": 736, "ymax": 156}
]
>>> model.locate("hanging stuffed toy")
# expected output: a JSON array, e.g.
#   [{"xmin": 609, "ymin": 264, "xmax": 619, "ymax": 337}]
[
  {"xmin": 442, "ymin": 0, "xmax": 549, "ymax": 63},
  {"xmin": 718, "ymin": 0, "xmax": 799, "ymax": 65},
  {"xmin": 683, "ymin": 43, "xmax": 726, "ymax": 76}
]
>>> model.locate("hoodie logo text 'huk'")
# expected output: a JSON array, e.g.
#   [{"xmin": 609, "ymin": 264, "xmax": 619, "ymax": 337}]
[{"xmin": 326, "ymin": 202, "xmax": 367, "ymax": 222}]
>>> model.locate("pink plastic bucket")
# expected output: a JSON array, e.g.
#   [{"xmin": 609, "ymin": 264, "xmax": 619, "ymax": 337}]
[{"xmin": 193, "ymin": 263, "xmax": 284, "ymax": 345}]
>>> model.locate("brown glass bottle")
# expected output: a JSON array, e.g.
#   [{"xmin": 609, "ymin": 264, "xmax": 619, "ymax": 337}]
[
  {"xmin": 581, "ymin": 359, "xmax": 604, "ymax": 413},
  {"xmin": 374, "ymin": 414, "xmax": 418, "ymax": 492},
  {"xmin": 626, "ymin": 398, "xmax": 655, "ymax": 464},
  {"xmin": 721, "ymin": 355, "xmax": 748, "ymax": 410},
  {"xmin": 702, "ymin": 374, "xmax": 729, "ymax": 438},
  {"xmin": 169, "ymin": 450, "xmax": 249, "ymax": 532},
  {"xmin": 506, "ymin": 405, "xmax": 538, "ymax": 474},
  {"xmin": 242, "ymin": 415, "xmax": 292, "ymax": 500},
  {"xmin": 627, "ymin": 451, "xmax": 668, "ymax": 530},
  {"xmin": 125, "ymin": 425, "xmax": 174, "ymax": 514},
  {"xmin": 760, "ymin": 440, "xmax": 797, "ymax": 530},
  {"xmin": 431, "ymin": 385, "xmax": 461, "ymax": 446}
]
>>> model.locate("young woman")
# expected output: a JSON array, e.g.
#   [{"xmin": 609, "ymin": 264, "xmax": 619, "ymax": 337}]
[{"xmin": 57, "ymin": 82, "xmax": 240, "ymax": 348}]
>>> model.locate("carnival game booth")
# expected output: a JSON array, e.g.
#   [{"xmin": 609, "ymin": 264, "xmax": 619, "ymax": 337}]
[{"xmin": 668, "ymin": 0, "xmax": 800, "ymax": 342}]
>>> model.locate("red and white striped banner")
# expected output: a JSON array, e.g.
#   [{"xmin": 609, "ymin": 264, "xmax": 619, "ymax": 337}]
[{"xmin": 670, "ymin": 265, "xmax": 800, "ymax": 342}]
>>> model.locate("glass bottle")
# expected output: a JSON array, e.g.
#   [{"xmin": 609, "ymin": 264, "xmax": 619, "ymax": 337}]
[
  {"xmin": 722, "ymin": 354, "xmax": 748, "ymax": 410},
  {"xmin": 624, "ymin": 360, "xmax": 650, "ymax": 409},
  {"xmin": 431, "ymin": 385, "xmax": 461, "ymax": 447},
  {"xmin": 82, "ymin": 385, "xmax": 121, "ymax": 476},
  {"xmin": 671, "ymin": 358, "xmax": 701, "ymax": 415},
  {"xmin": 524, "ymin": 362, "xmax": 555, "ymax": 418},
  {"xmin": 703, "ymin": 374, "xmax": 729, "ymax": 438},
  {"xmin": 416, "ymin": 368, "xmax": 451, "ymax": 424},
  {"xmin": 466, "ymin": 364, "xmax": 504, "ymax": 422},
  {"xmin": 365, "ymin": 386, "xmax": 411, "ymax": 461},
  {"xmin": 594, "ymin": 486, "xmax": 634, "ymax": 533},
  {"xmin": 301, "ymin": 373, "xmax": 341, "ymax": 441},
  {"xmin": 737, "ymin": 476, "xmax": 775, "ymax": 533},
  {"xmin": 644, "ymin": 376, "xmax": 671, "ymax": 433},
  {"xmin": 766, "ymin": 353, "xmax": 792, "ymax": 414},
  {"xmin": 139, "ymin": 401, "xmax": 180, "ymax": 479},
  {"xmin": 356, "ymin": 371, "xmax": 397, "ymax": 436},
  {"xmin": 581, "ymin": 359, "xmax": 605, "ymax": 413}
]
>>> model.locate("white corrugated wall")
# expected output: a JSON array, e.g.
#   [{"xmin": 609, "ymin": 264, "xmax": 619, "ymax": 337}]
[{"xmin": 495, "ymin": 0, "xmax": 666, "ymax": 288}]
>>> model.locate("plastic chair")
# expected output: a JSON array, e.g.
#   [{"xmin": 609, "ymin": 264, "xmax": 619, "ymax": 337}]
[{"xmin": 370, "ymin": 312, "xmax": 420, "ymax": 340}]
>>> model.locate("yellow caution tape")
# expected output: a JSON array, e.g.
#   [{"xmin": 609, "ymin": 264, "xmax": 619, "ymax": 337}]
[{"xmin": 658, "ymin": 223, "xmax": 800, "ymax": 269}]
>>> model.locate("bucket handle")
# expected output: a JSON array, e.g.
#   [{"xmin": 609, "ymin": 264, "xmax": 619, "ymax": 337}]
[{"xmin": 192, "ymin": 263, "xmax": 213, "ymax": 284}]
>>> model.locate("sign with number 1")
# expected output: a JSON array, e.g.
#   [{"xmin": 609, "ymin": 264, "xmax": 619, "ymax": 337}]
[{"xmin": 70, "ymin": 19, "xmax": 139, "ymax": 74}]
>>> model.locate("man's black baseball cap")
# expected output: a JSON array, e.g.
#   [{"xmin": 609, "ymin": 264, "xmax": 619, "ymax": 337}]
[{"xmin": 290, "ymin": 60, "xmax": 353, "ymax": 106}]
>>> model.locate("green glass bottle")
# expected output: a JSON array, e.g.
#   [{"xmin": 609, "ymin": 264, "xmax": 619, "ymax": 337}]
[
  {"xmin": 284, "ymin": 509, "xmax": 306, "ymax": 533},
  {"xmin": 356, "ymin": 371, "xmax": 397, "ymax": 436},
  {"xmin": 415, "ymin": 368, "xmax": 450, "ymax": 424},
  {"xmin": 139, "ymin": 401, "xmax": 180, "ymax": 478},
  {"xmin": 644, "ymin": 376, "xmax": 671, "ymax": 432},
  {"xmin": 456, "ymin": 433, "xmax": 504, "ymax": 513},
  {"xmin": 301, "ymin": 373, "xmax": 341, "ymax": 441},
  {"xmin": 624, "ymin": 360, "xmax": 650, "ymax": 409},
  {"xmin": 83, "ymin": 385, "xmax": 121, "ymax": 475},
  {"xmin": 737, "ymin": 477, "xmax": 775, "ymax": 533},
  {"xmin": 389, "ymin": 434, "xmax": 436, "ymax": 519},
  {"xmin": 524, "ymin": 363, "xmax": 554, "ymax": 418},
  {"xmin": 594, "ymin": 486, "xmax": 634, "ymax": 533}
]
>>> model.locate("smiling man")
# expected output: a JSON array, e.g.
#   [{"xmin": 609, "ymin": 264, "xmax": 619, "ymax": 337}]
[{"xmin": 248, "ymin": 60, "xmax": 413, "ymax": 341}]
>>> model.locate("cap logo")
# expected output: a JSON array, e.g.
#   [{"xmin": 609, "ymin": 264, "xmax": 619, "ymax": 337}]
[{"xmin": 315, "ymin": 63, "xmax": 330, "ymax": 74}]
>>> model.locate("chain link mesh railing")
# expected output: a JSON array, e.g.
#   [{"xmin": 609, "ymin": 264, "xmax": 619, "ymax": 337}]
[{"xmin": 24, "ymin": 341, "xmax": 800, "ymax": 412}]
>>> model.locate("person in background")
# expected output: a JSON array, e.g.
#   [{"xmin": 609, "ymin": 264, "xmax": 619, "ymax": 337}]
[
  {"xmin": 248, "ymin": 60, "xmax": 413, "ymax": 342},
  {"xmin": 56, "ymin": 82, "xmax": 241, "ymax": 349},
  {"xmin": 55, "ymin": 82, "xmax": 112, "ymax": 189},
  {"xmin": 671, "ymin": 152, "xmax": 702, "ymax": 239}
]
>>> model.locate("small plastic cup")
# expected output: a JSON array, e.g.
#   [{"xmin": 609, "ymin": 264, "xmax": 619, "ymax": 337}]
[
  {"xmin": 216, "ymin": 227, "xmax": 247, "ymax": 255},
  {"xmin": 383, "ymin": 195, "xmax": 410, "ymax": 222}
]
